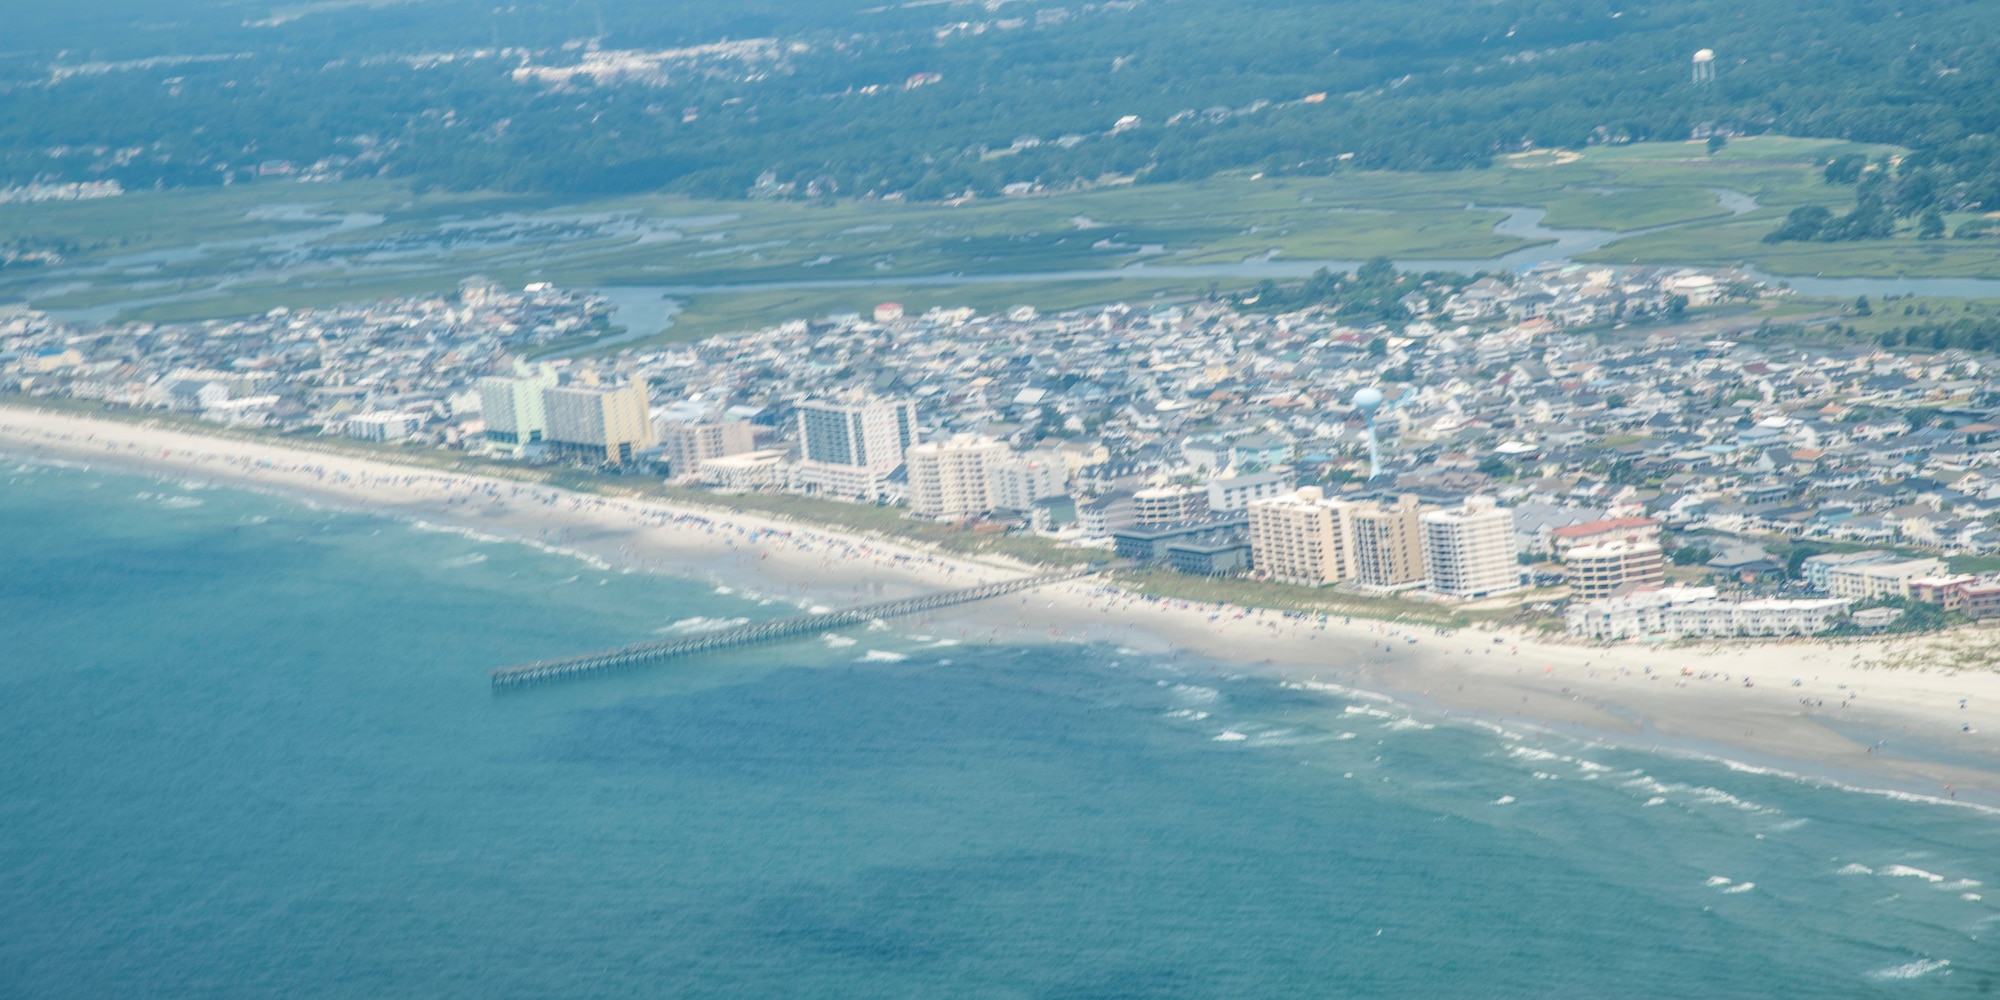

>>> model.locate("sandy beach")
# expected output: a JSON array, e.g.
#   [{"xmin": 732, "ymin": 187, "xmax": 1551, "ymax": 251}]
[{"xmin": 7, "ymin": 400, "xmax": 2000, "ymax": 806}]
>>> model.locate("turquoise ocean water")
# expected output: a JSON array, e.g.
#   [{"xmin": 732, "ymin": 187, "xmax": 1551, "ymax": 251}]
[{"xmin": 3, "ymin": 460, "xmax": 1998, "ymax": 997}]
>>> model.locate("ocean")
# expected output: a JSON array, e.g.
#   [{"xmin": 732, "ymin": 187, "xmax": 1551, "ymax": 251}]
[{"xmin": 2, "ymin": 460, "xmax": 1995, "ymax": 997}]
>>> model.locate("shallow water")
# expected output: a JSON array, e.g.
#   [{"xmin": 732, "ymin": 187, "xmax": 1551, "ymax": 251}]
[{"xmin": 2, "ymin": 463, "xmax": 1996, "ymax": 997}]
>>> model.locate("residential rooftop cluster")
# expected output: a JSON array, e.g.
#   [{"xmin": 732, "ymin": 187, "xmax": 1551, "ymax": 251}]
[
  {"xmin": 2, "ymin": 278, "xmax": 612, "ymax": 445},
  {"xmin": 14, "ymin": 260, "xmax": 2000, "ymax": 633}
]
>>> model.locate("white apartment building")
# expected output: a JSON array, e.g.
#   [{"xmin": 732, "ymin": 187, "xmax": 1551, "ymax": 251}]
[
  {"xmin": 1247, "ymin": 486, "xmax": 1356, "ymax": 586},
  {"xmin": 1132, "ymin": 484, "xmax": 1210, "ymax": 525},
  {"xmin": 345, "ymin": 410, "xmax": 423, "ymax": 441},
  {"xmin": 988, "ymin": 451, "xmax": 1068, "ymax": 511},
  {"xmin": 906, "ymin": 434, "xmax": 1010, "ymax": 519},
  {"xmin": 1421, "ymin": 496, "xmax": 1522, "ymax": 599},
  {"xmin": 1206, "ymin": 470, "xmax": 1292, "ymax": 512},
  {"xmin": 696, "ymin": 450, "xmax": 792, "ymax": 492},
  {"xmin": 1824, "ymin": 557, "xmax": 1947, "ymax": 601},
  {"xmin": 796, "ymin": 397, "xmax": 919, "ymax": 499},
  {"xmin": 1566, "ymin": 586, "xmax": 1850, "ymax": 641},
  {"xmin": 660, "ymin": 418, "xmax": 755, "ymax": 478},
  {"xmin": 1078, "ymin": 491, "xmax": 1138, "ymax": 540},
  {"xmin": 1800, "ymin": 550, "xmax": 1895, "ymax": 593},
  {"xmin": 1564, "ymin": 540, "xmax": 1666, "ymax": 601}
]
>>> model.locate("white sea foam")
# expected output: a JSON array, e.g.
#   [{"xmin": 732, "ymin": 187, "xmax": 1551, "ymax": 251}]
[
  {"xmin": 861, "ymin": 650, "xmax": 907, "ymax": 662},
  {"xmin": 1869, "ymin": 959, "xmax": 1949, "ymax": 980},
  {"xmin": 931, "ymin": 639, "xmax": 961, "ymax": 647},
  {"xmin": 822, "ymin": 634, "xmax": 857, "ymax": 648},
  {"xmin": 1683, "ymin": 752, "xmax": 2000, "ymax": 818},
  {"xmin": 1461, "ymin": 718, "xmax": 1529, "ymax": 741},
  {"xmin": 158, "ymin": 495, "xmax": 203, "ymax": 509},
  {"xmin": 714, "ymin": 586, "xmax": 734, "ymax": 595},
  {"xmin": 1344, "ymin": 705, "xmax": 1395, "ymax": 719},
  {"xmin": 656, "ymin": 616, "xmax": 748, "ymax": 635},
  {"xmin": 1705, "ymin": 876, "xmax": 1733, "ymax": 887},
  {"xmin": 1335, "ymin": 732, "xmax": 1358, "ymax": 740},
  {"xmin": 1383, "ymin": 716, "xmax": 1434, "ymax": 731},
  {"xmin": 1964, "ymin": 893, "xmax": 1983, "ymax": 901},
  {"xmin": 1287, "ymin": 679, "xmax": 1398, "ymax": 703},
  {"xmin": 1493, "ymin": 795, "xmax": 1516, "ymax": 805},
  {"xmin": 1881, "ymin": 865, "xmax": 1945, "ymax": 882},
  {"xmin": 442, "ymin": 553, "xmax": 488, "ymax": 567},
  {"xmin": 1944, "ymin": 879, "xmax": 1983, "ymax": 890},
  {"xmin": 1173, "ymin": 684, "xmax": 1220, "ymax": 703},
  {"xmin": 1508, "ymin": 746, "xmax": 1563, "ymax": 763},
  {"xmin": 1644, "ymin": 797, "xmax": 1667, "ymax": 807},
  {"xmin": 1213, "ymin": 731, "xmax": 1248, "ymax": 742},
  {"xmin": 519, "ymin": 540, "xmax": 611, "ymax": 570},
  {"xmin": 1722, "ymin": 882, "xmax": 1755, "ymax": 894},
  {"xmin": 1686, "ymin": 786, "xmax": 1764, "ymax": 812},
  {"xmin": 1836, "ymin": 864, "xmax": 1874, "ymax": 876},
  {"xmin": 406, "ymin": 520, "xmax": 512, "ymax": 546}
]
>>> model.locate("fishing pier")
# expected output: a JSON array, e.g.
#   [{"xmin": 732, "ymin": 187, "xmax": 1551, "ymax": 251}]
[{"xmin": 490, "ymin": 566, "xmax": 1099, "ymax": 690}]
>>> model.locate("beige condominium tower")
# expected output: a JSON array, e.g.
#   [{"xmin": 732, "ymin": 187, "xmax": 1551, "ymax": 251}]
[
  {"xmin": 544, "ymin": 380, "xmax": 654, "ymax": 464},
  {"xmin": 1247, "ymin": 486, "xmax": 1357, "ymax": 586},
  {"xmin": 1349, "ymin": 494, "xmax": 1427, "ymax": 590}
]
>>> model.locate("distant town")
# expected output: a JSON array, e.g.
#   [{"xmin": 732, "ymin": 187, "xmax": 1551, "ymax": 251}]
[{"xmin": 8, "ymin": 261, "xmax": 2000, "ymax": 642}]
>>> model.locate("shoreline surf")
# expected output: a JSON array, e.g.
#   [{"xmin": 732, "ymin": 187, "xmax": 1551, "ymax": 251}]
[{"xmin": 7, "ymin": 399, "xmax": 2000, "ymax": 808}]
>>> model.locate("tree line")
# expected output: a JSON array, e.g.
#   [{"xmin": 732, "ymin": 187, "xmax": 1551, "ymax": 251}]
[{"xmin": 7, "ymin": 0, "xmax": 2000, "ymax": 211}]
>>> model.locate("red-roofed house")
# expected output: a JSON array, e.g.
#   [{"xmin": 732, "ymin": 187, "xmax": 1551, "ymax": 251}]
[{"xmin": 1548, "ymin": 516, "xmax": 1660, "ymax": 556}]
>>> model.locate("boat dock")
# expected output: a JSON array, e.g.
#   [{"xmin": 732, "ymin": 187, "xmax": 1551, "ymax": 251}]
[{"xmin": 490, "ymin": 565, "xmax": 1100, "ymax": 690}]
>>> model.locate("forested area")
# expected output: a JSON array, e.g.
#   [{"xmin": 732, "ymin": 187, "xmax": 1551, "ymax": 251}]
[{"xmin": 5, "ymin": 0, "xmax": 2000, "ymax": 215}]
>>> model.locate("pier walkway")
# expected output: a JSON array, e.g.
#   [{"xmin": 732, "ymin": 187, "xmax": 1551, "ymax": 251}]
[{"xmin": 491, "ymin": 565, "xmax": 1100, "ymax": 690}]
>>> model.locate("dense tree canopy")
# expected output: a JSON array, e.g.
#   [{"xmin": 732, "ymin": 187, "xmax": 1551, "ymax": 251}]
[{"xmin": 7, "ymin": 0, "xmax": 2000, "ymax": 208}]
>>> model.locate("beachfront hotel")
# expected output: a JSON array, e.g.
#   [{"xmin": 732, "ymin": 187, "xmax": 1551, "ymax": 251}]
[
  {"xmin": 1421, "ymin": 497, "xmax": 1523, "ymax": 600},
  {"xmin": 1247, "ymin": 486, "xmax": 1356, "ymax": 586},
  {"xmin": 544, "ymin": 380, "xmax": 655, "ymax": 465},
  {"xmin": 477, "ymin": 360, "xmax": 558, "ymax": 450},
  {"xmin": 796, "ymin": 397, "xmax": 919, "ymax": 500},
  {"xmin": 906, "ymin": 433, "xmax": 1010, "ymax": 519},
  {"xmin": 1349, "ymin": 494, "xmax": 1427, "ymax": 591}
]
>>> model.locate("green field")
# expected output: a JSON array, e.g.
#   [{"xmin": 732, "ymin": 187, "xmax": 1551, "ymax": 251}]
[{"xmin": 7, "ymin": 135, "xmax": 1984, "ymax": 345}]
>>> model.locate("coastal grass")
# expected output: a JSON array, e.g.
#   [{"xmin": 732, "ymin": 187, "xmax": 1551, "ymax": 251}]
[
  {"xmin": 11, "ymin": 135, "xmax": 1963, "ymax": 337},
  {"xmin": 635, "ymin": 482, "xmax": 1100, "ymax": 567},
  {"xmin": 1107, "ymin": 568, "xmax": 1468, "ymax": 628}
]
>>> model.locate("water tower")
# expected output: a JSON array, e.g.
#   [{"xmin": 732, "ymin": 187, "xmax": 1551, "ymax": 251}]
[
  {"xmin": 1692, "ymin": 49, "xmax": 1716, "ymax": 84},
  {"xmin": 1353, "ymin": 387, "xmax": 1385, "ymax": 480}
]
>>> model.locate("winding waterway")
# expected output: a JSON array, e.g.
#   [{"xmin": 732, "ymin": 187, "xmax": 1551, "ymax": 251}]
[{"xmin": 30, "ymin": 188, "xmax": 2000, "ymax": 338}]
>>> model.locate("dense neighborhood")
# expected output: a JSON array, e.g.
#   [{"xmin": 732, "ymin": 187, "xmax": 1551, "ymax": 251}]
[{"xmin": 10, "ymin": 261, "xmax": 2000, "ymax": 640}]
